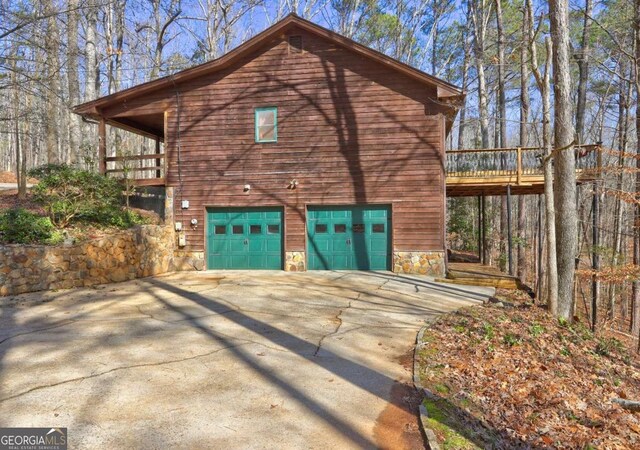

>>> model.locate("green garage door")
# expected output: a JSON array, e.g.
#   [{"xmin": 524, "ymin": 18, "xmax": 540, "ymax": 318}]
[
  {"xmin": 206, "ymin": 207, "xmax": 282, "ymax": 269},
  {"xmin": 307, "ymin": 205, "xmax": 390, "ymax": 270}
]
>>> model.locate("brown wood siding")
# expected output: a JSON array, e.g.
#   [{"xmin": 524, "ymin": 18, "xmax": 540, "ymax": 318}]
[{"xmin": 107, "ymin": 27, "xmax": 447, "ymax": 255}]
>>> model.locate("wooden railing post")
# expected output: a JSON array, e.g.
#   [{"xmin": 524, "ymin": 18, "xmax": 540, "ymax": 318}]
[
  {"xmin": 516, "ymin": 147, "xmax": 522, "ymax": 185},
  {"xmin": 98, "ymin": 118, "xmax": 107, "ymax": 175},
  {"xmin": 155, "ymin": 137, "xmax": 161, "ymax": 178}
]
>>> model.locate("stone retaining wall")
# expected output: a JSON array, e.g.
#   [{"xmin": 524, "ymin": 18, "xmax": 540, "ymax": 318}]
[
  {"xmin": 0, "ymin": 225, "xmax": 174, "ymax": 296},
  {"xmin": 393, "ymin": 251, "xmax": 445, "ymax": 276}
]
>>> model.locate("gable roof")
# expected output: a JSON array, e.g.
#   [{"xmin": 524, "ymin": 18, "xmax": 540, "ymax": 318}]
[{"xmin": 74, "ymin": 14, "xmax": 463, "ymax": 118}]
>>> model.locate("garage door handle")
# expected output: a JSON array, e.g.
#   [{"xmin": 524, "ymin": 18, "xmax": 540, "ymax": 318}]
[
  {"xmin": 346, "ymin": 239, "xmax": 351, "ymax": 245},
  {"xmin": 244, "ymin": 239, "xmax": 248, "ymax": 245}
]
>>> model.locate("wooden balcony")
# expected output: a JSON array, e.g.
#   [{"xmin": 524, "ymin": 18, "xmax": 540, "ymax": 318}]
[{"xmin": 446, "ymin": 144, "xmax": 601, "ymax": 197}]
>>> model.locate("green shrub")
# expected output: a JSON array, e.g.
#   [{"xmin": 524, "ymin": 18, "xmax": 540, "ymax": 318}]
[
  {"xmin": 29, "ymin": 164, "xmax": 146, "ymax": 228},
  {"xmin": 595, "ymin": 337, "xmax": 624, "ymax": 357},
  {"xmin": 107, "ymin": 209, "xmax": 149, "ymax": 228},
  {"xmin": 503, "ymin": 333, "xmax": 522, "ymax": 347},
  {"xmin": 0, "ymin": 208, "xmax": 62, "ymax": 245},
  {"xmin": 481, "ymin": 323, "xmax": 495, "ymax": 340}
]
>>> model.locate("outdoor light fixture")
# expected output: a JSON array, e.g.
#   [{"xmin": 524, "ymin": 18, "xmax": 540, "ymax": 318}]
[{"xmin": 244, "ymin": 184, "xmax": 251, "ymax": 192}]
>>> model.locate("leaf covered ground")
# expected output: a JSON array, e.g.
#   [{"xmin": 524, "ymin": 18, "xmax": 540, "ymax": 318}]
[{"xmin": 416, "ymin": 290, "xmax": 640, "ymax": 449}]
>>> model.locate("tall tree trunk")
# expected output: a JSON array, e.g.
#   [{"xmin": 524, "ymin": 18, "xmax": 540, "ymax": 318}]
[
  {"xmin": 612, "ymin": 63, "xmax": 630, "ymax": 319},
  {"xmin": 44, "ymin": 3, "xmax": 60, "ymax": 164},
  {"xmin": 518, "ymin": 3, "xmax": 531, "ymax": 281},
  {"xmin": 632, "ymin": 0, "xmax": 640, "ymax": 336},
  {"xmin": 495, "ymin": 0, "xmax": 508, "ymax": 273},
  {"xmin": 11, "ymin": 63, "xmax": 25, "ymax": 199},
  {"xmin": 470, "ymin": 0, "xmax": 491, "ymax": 149},
  {"xmin": 528, "ymin": 0, "xmax": 558, "ymax": 312},
  {"xmin": 575, "ymin": 0, "xmax": 592, "ymax": 143},
  {"xmin": 457, "ymin": 24, "xmax": 472, "ymax": 151},
  {"xmin": 83, "ymin": 0, "xmax": 99, "ymax": 167},
  {"xmin": 67, "ymin": 0, "xmax": 81, "ymax": 164},
  {"xmin": 85, "ymin": 0, "xmax": 98, "ymax": 101},
  {"xmin": 550, "ymin": 0, "xmax": 578, "ymax": 320}
]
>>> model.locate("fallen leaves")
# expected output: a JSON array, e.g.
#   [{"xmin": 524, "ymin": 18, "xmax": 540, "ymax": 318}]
[{"xmin": 417, "ymin": 292, "xmax": 640, "ymax": 449}]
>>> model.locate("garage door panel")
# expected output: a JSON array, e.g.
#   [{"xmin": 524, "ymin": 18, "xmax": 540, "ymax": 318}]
[
  {"xmin": 330, "ymin": 254, "xmax": 350, "ymax": 270},
  {"xmin": 332, "ymin": 238, "xmax": 349, "ymax": 252},
  {"xmin": 265, "ymin": 240, "xmax": 281, "ymax": 252},
  {"xmin": 370, "ymin": 239, "xmax": 387, "ymax": 252},
  {"xmin": 228, "ymin": 239, "xmax": 246, "ymax": 252}
]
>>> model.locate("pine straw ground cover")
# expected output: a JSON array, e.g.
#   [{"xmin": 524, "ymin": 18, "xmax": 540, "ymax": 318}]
[{"xmin": 416, "ymin": 290, "xmax": 640, "ymax": 449}]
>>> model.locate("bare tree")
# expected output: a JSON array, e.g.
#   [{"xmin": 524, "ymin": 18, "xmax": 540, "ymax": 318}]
[
  {"xmin": 550, "ymin": 0, "xmax": 578, "ymax": 320},
  {"xmin": 632, "ymin": 0, "xmax": 640, "ymax": 337},
  {"xmin": 518, "ymin": 1, "xmax": 530, "ymax": 282},
  {"xmin": 67, "ymin": 0, "xmax": 81, "ymax": 164},
  {"xmin": 44, "ymin": 1, "xmax": 61, "ymax": 164},
  {"xmin": 576, "ymin": 0, "xmax": 593, "ymax": 144},
  {"xmin": 528, "ymin": 0, "xmax": 558, "ymax": 313},
  {"xmin": 144, "ymin": 0, "xmax": 182, "ymax": 79},
  {"xmin": 469, "ymin": 0, "xmax": 491, "ymax": 150}
]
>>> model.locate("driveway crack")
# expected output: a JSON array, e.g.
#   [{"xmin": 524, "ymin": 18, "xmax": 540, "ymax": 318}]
[
  {"xmin": 0, "ymin": 342, "xmax": 250, "ymax": 404},
  {"xmin": 0, "ymin": 321, "xmax": 78, "ymax": 346},
  {"xmin": 314, "ymin": 299, "xmax": 353, "ymax": 356}
]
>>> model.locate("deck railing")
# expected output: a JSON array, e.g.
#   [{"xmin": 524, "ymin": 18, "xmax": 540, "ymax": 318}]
[
  {"xmin": 446, "ymin": 144, "xmax": 601, "ymax": 183},
  {"xmin": 103, "ymin": 151, "xmax": 166, "ymax": 186}
]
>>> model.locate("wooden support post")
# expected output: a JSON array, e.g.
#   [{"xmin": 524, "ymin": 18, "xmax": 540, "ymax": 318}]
[
  {"xmin": 592, "ymin": 181, "xmax": 600, "ymax": 332},
  {"xmin": 481, "ymin": 195, "xmax": 487, "ymax": 265},
  {"xmin": 98, "ymin": 118, "xmax": 106, "ymax": 175},
  {"xmin": 478, "ymin": 195, "xmax": 483, "ymax": 262},
  {"xmin": 155, "ymin": 137, "xmax": 161, "ymax": 178},
  {"xmin": 516, "ymin": 147, "xmax": 522, "ymax": 185},
  {"xmin": 507, "ymin": 185, "xmax": 513, "ymax": 276}
]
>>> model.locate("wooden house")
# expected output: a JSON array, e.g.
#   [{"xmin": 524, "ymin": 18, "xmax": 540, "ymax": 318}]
[{"xmin": 74, "ymin": 14, "xmax": 463, "ymax": 275}]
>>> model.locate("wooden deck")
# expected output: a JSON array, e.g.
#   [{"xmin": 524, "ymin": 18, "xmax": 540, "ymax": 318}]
[
  {"xmin": 102, "ymin": 144, "xmax": 602, "ymax": 192},
  {"xmin": 446, "ymin": 144, "xmax": 601, "ymax": 197}
]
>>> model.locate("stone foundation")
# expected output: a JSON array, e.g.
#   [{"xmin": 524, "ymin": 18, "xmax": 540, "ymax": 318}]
[
  {"xmin": 173, "ymin": 251, "xmax": 205, "ymax": 271},
  {"xmin": 0, "ymin": 225, "xmax": 175, "ymax": 296},
  {"xmin": 285, "ymin": 251, "xmax": 306, "ymax": 272},
  {"xmin": 393, "ymin": 251, "xmax": 445, "ymax": 276}
]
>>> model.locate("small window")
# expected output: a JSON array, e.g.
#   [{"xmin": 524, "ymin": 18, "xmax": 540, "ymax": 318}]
[
  {"xmin": 353, "ymin": 224, "xmax": 364, "ymax": 233},
  {"xmin": 232, "ymin": 225, "xmax": 244, "ymax": 234},
  {"xmin": 255, "ymin": 107, "xmax": 277, "ymax": 143},
  {"xmin": 289, "ymin": 35, "xmax": 303, "ymax": 53},
  {"xmin": 372, "ymin": 224, "xmax": 385, "ymax": 233},
  {"xmin": 214, "ymin": 225, "xmax": 226, "ymax": 234},
  {"xmin": 334, "ymin": 224, "xmax": 346, "ymax": 233},
  {"xmin": 315, "ymin": 224, "xmax": 327, "ymax": 233},
  {"xmin": 267, "ymin": 224, "xmax": 280, "ymax": 234},
  {"xmin": 250, "ymin": 225, "xmax": 261, "ymax": 234}
]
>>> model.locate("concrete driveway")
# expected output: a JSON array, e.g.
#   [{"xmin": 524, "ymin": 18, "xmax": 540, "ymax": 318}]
[{"xmin": 0, "ymin": 271, "xmax": 493, "ymax": 449}]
